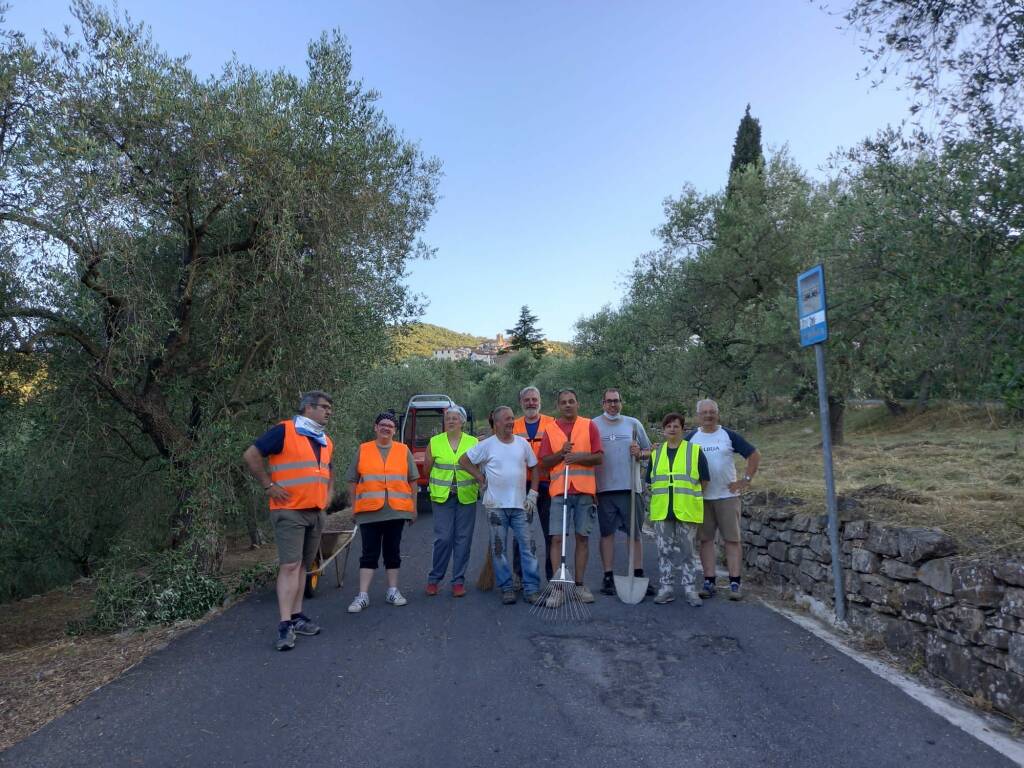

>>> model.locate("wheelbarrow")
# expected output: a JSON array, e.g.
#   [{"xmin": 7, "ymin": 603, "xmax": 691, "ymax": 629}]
[{"xmin": 304, "ymin": 510, "xmax": 358, "ymax": 599}]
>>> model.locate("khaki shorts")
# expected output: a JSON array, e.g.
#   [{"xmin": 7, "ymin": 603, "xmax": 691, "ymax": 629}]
[
  {"xmin": 271, "ymin": 509, "xmax": 324, "ymax": 566},
  {"xmin": 549, "ymin": 494, "xmax": 597, "ymax": 537},
  {"xmin": 699, "ymin": 496, "xmax": 742, "ymax": 543}
]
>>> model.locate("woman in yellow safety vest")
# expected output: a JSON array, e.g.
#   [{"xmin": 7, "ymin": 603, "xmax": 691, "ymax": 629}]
[
  {"xmin": 424, "ymin": 405, "xmax": 479, "ymax": 597},
  {"xmin": 646, "ymin": 412, "xmax": 710, "ymax": 607}
]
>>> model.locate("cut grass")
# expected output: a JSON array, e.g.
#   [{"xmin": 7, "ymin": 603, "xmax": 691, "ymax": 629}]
[{"xmin": 744, "ymin": 404, "xmax": 1024, "ymax": 557}]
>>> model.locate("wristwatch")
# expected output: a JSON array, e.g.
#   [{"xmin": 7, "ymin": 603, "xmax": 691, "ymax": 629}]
[
  {"xmin": 743, "ymin": 475, "xmax": 752, "ymax": 482},
  {"xmin": 264, "ymin": 482, "xmax": 277, "ymax": 491}
]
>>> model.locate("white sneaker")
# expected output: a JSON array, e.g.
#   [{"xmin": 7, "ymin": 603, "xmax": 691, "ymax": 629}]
[
  {"xmin": 653, "ymin": 586, "xmax": 675, "ymax": 605},
  {"xmin": 385, "ymin": 589, "xmax": 408, "ymax": 606},
  {"xmin": 348, "ymin": 593, "xmax": 369, "ymax": 613}
]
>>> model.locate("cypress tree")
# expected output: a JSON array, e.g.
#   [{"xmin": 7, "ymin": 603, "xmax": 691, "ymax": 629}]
[{"xmin": 729, "ymin": 103, "xmax": 764, "ymax": 176}]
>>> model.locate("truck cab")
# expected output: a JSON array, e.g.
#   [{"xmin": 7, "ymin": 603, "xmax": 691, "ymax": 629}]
[{"xmin": 397, "ymin": 394, "xmax": 474, "ymax": 514}]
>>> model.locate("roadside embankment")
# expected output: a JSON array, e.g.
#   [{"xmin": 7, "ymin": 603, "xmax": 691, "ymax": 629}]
[{"xmin": 742, "ymin": 491, "xmax": 1024, "ymax": 722}]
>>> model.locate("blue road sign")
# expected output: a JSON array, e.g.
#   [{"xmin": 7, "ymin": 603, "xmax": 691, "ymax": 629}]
[{"xmin": 797, "ymin": 264, "xmax": 827, "ymax": 347}]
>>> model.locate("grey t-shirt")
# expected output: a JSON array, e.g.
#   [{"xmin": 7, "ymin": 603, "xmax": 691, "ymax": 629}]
[{"xmin": 592, "ymin": 413, "xmax": 651, "ymax": 493}]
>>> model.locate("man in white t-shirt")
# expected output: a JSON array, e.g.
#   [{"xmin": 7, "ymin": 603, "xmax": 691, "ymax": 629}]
[
  {"xmin": 684, "ymin": 398, "xmax": 761, "ymax": 600},
  {"xmin": 459, "ymin": 405, "xmax": 542, "ymax": 605}
]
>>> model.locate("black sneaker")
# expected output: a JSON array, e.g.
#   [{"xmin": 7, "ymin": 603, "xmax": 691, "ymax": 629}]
[
  {"xmin": 275, "ymin": 622, "xmax": 296, "ymax": 651},
  {"xmin": 600, "ymin": 575, "xmax": 616, "ymax": 596},
  {"xmin": 645, "ymin": 582, "xmax": 657, "ymax": 597},
  {"xmin": 291, "ymin": 613, "xmax": 321, "ymax": 636}
]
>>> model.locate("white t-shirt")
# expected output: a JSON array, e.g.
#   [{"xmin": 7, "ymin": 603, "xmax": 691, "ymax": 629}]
[
  {"xmin": 466, "ymin": 435, "xmax": 537, "ymax": 509},
  {"xmin": 686, "ymin": 426, "xmax": 753, "ymax": 500}
]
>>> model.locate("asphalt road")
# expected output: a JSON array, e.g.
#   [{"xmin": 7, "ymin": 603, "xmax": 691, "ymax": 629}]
[{"xmin": 3, "ymin": 509, "xmax": 1015, "ymax": 768}]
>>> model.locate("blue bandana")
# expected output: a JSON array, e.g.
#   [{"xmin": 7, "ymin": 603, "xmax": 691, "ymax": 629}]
[{"xmin": 294, "ymin": 415, "xmax": 327, "ymax": 446}]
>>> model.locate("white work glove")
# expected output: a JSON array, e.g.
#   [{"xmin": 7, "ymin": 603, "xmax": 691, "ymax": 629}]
[{"xmin": 523, "ymin": 489, "xmax": 538, "ymax": 522}]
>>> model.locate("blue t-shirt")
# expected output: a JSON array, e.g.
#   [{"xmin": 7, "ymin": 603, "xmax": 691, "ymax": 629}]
[{"xmin": 252, "ymin": 423, "xmax": 328, "ymax": 466}]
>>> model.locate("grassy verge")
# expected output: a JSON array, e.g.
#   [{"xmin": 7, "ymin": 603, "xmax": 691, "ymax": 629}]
[{"xmin": 743, "ymin": 404, "xmax": 1023, "ymax": 557}]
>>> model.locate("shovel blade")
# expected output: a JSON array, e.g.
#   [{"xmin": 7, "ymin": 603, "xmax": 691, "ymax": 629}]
[{"xmin": 613, "ymin": 574, "xmax": 648, "ymax": 605}]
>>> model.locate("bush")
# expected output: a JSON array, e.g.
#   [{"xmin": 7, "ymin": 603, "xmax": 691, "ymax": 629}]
[{"xmin": 90, "ymin": 547, "xmax": 225, "ymax": 632}]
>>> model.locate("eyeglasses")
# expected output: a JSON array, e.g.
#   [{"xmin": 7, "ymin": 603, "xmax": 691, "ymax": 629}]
[
  {"xmin": 314, "ymin": 403, "xmax": 332, "ymax": 410},
  {"xmin": 603, "ymin": 398, "xmax": 621, "ymax": 404}
]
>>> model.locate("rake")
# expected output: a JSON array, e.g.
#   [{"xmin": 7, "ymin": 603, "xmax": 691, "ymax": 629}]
[{"xmin": 530, "ymin": 464, "xmax": 591, "ymax": 622}]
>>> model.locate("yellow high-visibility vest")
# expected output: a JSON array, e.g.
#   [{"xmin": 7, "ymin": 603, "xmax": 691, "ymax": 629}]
[
  {"xmin": 648, "ymin": 441, "xmax": 703, "ymax": 523},
  {"xmin": 428, "ymin": 432, "xmax": 479, "ymax": 504}
]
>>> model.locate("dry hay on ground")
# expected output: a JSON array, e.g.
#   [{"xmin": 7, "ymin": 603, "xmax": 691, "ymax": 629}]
[
  {"xmin": 0, "ymin": 534, "xmax": 279, "ymax": 750},
  {"xmin": 0, "ymin": 624, "xmax": 189, "ymax": 750},
  {"xmin": 748, "ymin": 405, "xmax": 1024, "ymax": 557}
]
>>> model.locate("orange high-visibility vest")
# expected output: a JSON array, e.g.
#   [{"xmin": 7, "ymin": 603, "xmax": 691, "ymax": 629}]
[
  {"xmin": 547, "ymin": 417, "xmax": 597, "ymax": 497},
  {"xmin": 268, "ymin": 420, "xmax": 333, "ymax": 511},
  {"xmin": 353, "ymin": 441, "xmax": 415, "ymax": 514},
  {"xmin": 514, "ymin": 414, "xmax": 556, "ymax": 483}
]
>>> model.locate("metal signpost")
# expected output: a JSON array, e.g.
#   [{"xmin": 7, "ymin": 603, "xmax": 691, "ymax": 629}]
[{"xmin": 797, "ymin": 265, "xmax": 846, "ymax": 622}]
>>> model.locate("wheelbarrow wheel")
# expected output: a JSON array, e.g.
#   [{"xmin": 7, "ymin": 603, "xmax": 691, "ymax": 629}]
[{"xmin": 304, "ymin": 553, "xmax": 322, "ymax": 598}]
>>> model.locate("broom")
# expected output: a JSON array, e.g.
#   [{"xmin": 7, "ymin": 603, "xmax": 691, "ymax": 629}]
[
  {"xmin": 529, "ymin": 464, "xmax": 591, "ymax": 622},
  {"xmin": 476, "ymin": 543, "xmax": 494, "ymax": 591}
]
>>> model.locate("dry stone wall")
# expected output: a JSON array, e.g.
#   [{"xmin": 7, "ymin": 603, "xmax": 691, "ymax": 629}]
[{"xmin": 741, "ymin": 493, "xmax": 1024, "ymax": 721}]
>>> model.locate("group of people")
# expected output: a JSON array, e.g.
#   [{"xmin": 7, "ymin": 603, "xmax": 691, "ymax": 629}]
[{"xmin": 243, "ymin": 387, "xmax": 760, "ymax": 651}]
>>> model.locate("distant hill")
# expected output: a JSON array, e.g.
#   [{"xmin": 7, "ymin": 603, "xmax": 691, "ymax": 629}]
[
  {"xmin": 390, "ymin": 323, "xmax": 573, "ymax": 359},
  {"xmin": 391, "ymin": 323, "xmax": 488, "ymax": 359}
]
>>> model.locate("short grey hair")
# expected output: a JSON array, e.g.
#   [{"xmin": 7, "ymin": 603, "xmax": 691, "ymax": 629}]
[
  {"xmin": 445, "ymin": 405, "xmax": 468, "ymax": 423},
  {"xmin": 696, "ymin": 398, "xmax": 719, "ymax": 414},
  {"xmin": 488, "ymin": 405, "xmax": 514, "ymax": 428},
  {"xmin": 298, "ymin": 390, "xmax": 333, "ymax": 413},
  {"xmin": 519, "ymin": 386, "xmax": 541, "ymax": 401}
]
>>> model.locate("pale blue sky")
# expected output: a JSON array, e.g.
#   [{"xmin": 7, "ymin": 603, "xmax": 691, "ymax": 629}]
[{"xmin": 7, "ymin": 1, "xmax": 911, "ymax": 341}]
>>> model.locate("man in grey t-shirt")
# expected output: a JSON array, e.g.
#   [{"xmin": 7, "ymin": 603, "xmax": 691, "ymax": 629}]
[{"xmin": 593, "ymin": 388, "xmax": 654, "ymax": 597}]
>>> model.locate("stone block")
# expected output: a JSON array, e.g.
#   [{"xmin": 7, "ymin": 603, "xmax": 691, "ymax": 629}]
[
  {"xmin": 799, "ymin": 559, "xmax": 826, "ymax": 582},
  {"xmin": 750, "ymin": 535, "xmax": 767, "ymax": 548},
  {"xmin": 763, "ymin": 528, "xmax": 780, "ymax": 542},
  {"xmin": 812, "ymin": 581, "xmax": 835, "ymax": 605},
  {"xmin": 925, "ymin": 632, "xmax": 984, "ymax": 690},
  {"xmin": 880, "ymin": 558, "xmax": 919, "ymax": 581},
  {"xmin": 790, "ymin": 514, "xmax": 813, "ymax": 532},
  {"xmin": 777, "ymin": 562, "xmax": 798, "ymax": 581},
  {"xmin": 807, "ymin": 515, "xmax": 827, "ymax": 534},
  {"xmin": 767, "ymin": 542, "xmax": 789, "ymax": 561},
  {"xmin": 987, "ymin": 612, "xmax": 1020, "ymax": 632},
  {"xmin": 1001, "ymin": 587, "xmax": 1024, "ymax": 619},
  {"xmin": 917, "ymin": 557, "xmax": 956, "ymax": 595},
  {"xmin": 894, "ymin": 582, "xmax": 933, "ymax": 624},
  {"xmin": 843, "ymin": 519, "xmax": 870, "ymax": 540},
  {"xmin": 981, "ymin": 629, "xmax": 1011, "ymax": 651},
  {"xmin": 745, "ymin": 549, "xmax": 759, "ymax": 568},
  {"xmin": 896, "ymin": 527, "xmax": 957, "ymax": 565},
  {"xmin": 933, "ymin": 628, "xmax": 971, "ymax": 647},
  {"xmin": 934, "ymin": 605, "xmax": 987, "ymax": 644},
  {"xmin": 851, "ymin": 549, "xmax": 881, "ymax": 574},
  {"xmin": 952, "ymin": 564, "xmax": 1004, "ymax": 608},
  {"xmin": 994, "ymin": 561, "xmax": 1024, "ymax": 587},
  {"xmin": 809, "ymin": 534, "xmax": 830, "ymax": 558},
  {"xmin": 746, "ymin": 520, "xmax": 762, "ymax": 534},
  {"xmin": 786, "ymin": 547, "xmax": 805, "ymax": 565},
  {"xmin": 982, "ymin": 666, "xmax": 1024, "ymax": 721},
  {"xmin": 1009, "ymin": 633, "xmax": 1024, "ymax": 676},
  {"xmin": 756, "ymin": 554, "xmax": 772, "ymax": 573},
  {"xmin": 871, "ymin": 603, "xmax": 898, "ymax": 616},
  {"xmin": 865, "ymin": 525, "xmax": 900, "ymax": 557},
  {"xmin": 971, "ymin": 645, "xmax": 1007, "ymax": 670},
  {"xmin": 859, "ymin": 574, "xmax": 897, "ymax": 606},
  {"xmin": 797, "ymin": 572, "xmax": 816, "ymax": 595}
]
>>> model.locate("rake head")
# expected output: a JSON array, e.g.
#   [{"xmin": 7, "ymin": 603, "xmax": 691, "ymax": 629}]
[{"xmin": 528, "ymin": 564, "xmax": 591, "ymax": 622}]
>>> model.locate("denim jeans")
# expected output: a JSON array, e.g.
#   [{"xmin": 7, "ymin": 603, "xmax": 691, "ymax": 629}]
[
  {"xmin": 489, "ymin": 507, "xmax": 539, "ymax": 595},
  {"xmin": 428, "ymin": 495, "xmax": 477, "ymax": 585}
]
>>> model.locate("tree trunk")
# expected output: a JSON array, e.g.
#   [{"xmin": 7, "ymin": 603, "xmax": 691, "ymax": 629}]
[
  {"xmin": 884, "ymin": 397, "xmax": 906, "ymax": 416},
  {"xmin": 915, "ymin": 371, "xmax": 933, "ymax": 413},
  {"xmin": 828, "ymin": 395, "xmax": 846, "ymax": 446}
]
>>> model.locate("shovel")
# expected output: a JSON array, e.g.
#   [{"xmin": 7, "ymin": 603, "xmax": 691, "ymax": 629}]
[{"xmin": 614, "ymin": 425, "xmax": 649, "ymax": 604}]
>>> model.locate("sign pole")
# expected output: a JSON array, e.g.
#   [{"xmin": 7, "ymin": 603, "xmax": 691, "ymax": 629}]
[
  {"xmin": 814, "ymin": 344, "xmax": 845, "ymax": 622},
  {"xmin": 797, "ymin": 264, "xmax": 846, "ymax": 623}
]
